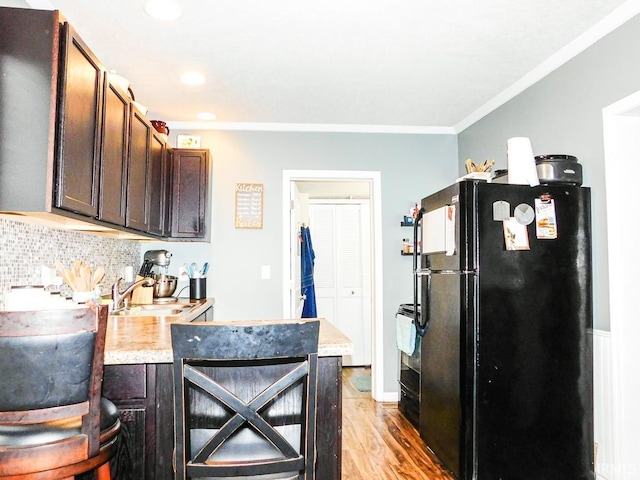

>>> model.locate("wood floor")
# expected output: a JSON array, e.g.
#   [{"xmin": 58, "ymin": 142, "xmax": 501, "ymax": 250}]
[{"xmin": 342, "ymin": 367, "xmax": 456, "ymax": 480}]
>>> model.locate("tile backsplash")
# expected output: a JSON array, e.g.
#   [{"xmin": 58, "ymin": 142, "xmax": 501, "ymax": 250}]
[{"xmin": 0, "ymin": 218, "xmax": 141, "ymax": 309}]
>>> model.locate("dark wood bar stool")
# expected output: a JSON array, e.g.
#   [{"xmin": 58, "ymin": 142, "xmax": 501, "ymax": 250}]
[
  {"xmin": 171, "ymin": 319, "xmax": 320, "ymax": 479},
  {"xmin": 0, "ymin": 305, "xmax": 120, "ymax": 479}
]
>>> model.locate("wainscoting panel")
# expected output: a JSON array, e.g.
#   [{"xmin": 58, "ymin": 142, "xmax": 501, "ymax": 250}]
[{"xmin": 594, "ymin": 329, "xmax": 614, "ymax": 480}]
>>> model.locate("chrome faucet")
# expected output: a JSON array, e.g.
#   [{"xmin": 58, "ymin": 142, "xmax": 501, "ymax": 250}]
[{"xmin": 110, "ymin": 277, "xmax": 154, "ymax": 312}]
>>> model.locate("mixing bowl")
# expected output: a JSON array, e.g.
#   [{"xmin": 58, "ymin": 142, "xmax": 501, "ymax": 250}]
[{"xmin": 153, "ymin": 274, "xmax": 177, "ymax": 298}]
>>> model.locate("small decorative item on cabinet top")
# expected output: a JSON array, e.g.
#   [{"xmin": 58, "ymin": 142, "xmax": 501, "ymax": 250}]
[
  {"xmin": 235, "ymin": 183, "xmax": 263, "ymax": 229},
  {"xmin": 151, "ymin": 120, "xmax": 169, "ymax": 135},
  {"xmin": 176, "ymin": 134, "xmax": 201, "ymax": 148}
]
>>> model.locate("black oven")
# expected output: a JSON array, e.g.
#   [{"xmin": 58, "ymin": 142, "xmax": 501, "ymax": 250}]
[{"xmin": 397, "ymin": 303, "xmax": 420, "ymax": 429}]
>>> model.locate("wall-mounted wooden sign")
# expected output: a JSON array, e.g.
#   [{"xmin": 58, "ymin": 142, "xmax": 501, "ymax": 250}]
[{"xmin": 235, "ymin": 183, "xmax": 264, "ymax": 229}]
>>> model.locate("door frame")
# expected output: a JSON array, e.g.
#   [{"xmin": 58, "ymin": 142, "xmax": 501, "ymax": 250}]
[
  {"xmin": 282, "ymin": 170, "xmax": 384, "ymax": 400},
  {"xmin": 602, "ymin": 91, "xmax": 640, "ymax": 480}
]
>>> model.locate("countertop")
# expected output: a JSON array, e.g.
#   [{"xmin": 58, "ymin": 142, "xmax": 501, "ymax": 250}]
[{"xmin": 104, "ymin": 298, "xmax": 353, "ymax": 365}]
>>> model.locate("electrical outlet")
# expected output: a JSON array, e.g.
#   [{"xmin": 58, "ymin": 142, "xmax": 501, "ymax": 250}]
[{"xmin": 40, "ymin": 264, "xmax": 56, "ymax": 286}]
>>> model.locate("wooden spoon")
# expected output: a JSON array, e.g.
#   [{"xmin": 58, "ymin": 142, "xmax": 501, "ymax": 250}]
[
  {"xmin": 55, "ymin": 260, "xmax": 77, "ymax": 291},
  {"xmin": 61, "ymin": 269, "xmax": 78, "ymax": 292},
  {"xmin": 73, "ymin": 260, "xmax": 83, "ymax": 279},
  {"xmin": 91, "ymin": 266, "xmax": 105, "ymax": 289},
  {"xmin": 81, "ymin": 265, "xmax": 91, "ymax": 291}
]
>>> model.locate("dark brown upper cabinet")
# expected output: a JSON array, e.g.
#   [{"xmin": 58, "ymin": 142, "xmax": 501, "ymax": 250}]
[
  {"xmin": 99, "ymin": 72, "xmax": 130, "ymax": 226},
  {"xmin": 0, "ymin": 7, "xmax": 210, "ymax": 241},
  {"xmin": 148, "ymin": 131, "xmax": 170, "ymax": 236},
  {"xmin": 0, "ymin": 8, "xmax": 62, "ymax": 213},
  {"xmin": 170, "ymin": 149, "xmax": 209, "ymax": 240},
  {"xmin": 54, "ymin": 22, "xmax": 103, "ymax": 217},
  {"xmin": 126, "ymin": 107, "xmax": 151, "ymax": 232}
]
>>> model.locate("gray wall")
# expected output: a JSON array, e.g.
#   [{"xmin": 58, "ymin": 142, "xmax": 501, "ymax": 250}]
[
  {"xmin": 150, "ymin": 130, "xmax": 458, "ymax": 393},
  {"xmin": 458, "ymin": 13, "xmax": 640, "ymax": 331}
]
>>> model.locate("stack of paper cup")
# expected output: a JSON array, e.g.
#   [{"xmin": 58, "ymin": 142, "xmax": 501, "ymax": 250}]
[{"xmin": 507, "ymin": 137, "xmax": 539, "ymax": 186}]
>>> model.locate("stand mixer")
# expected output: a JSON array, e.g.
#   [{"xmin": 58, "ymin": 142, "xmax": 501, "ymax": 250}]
[
  {"xmin": 139, "ymin": 250, "xmax": 171, "ymax": 276},
  {"xmin": 140, "ymin": 250, "xmax": 177, "ymax": 302}
]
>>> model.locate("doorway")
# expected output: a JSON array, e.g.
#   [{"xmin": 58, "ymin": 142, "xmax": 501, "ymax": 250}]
[
  {"xmin": 602, "ymin": 91, "xmax": 640, "ymax": 480},
  {"xmin": 308, "ymin": 199, "xmax": 372, "ymax": 366},
  {"xmin": 282, "ymin": 170, "xmax": 384, "ymax": 400}
]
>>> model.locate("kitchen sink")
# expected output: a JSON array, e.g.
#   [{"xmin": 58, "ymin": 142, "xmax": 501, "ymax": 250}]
[
  {"xmin": 111, "ymin": 303, "xmax": 196, "ymax": 317},
  {"xmin": 139, "ymin": 303, "xmax": 194, "ymax": 311}
]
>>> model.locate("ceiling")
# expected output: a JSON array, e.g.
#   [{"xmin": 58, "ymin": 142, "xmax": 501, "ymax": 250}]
[{"xmin": 7, "ymin": 0, "xmax": 639, "ymax": 132}]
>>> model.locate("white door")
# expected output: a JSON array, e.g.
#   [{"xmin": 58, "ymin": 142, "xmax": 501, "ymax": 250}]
[{"xmin": 310, "ymin": 201, "xmax": 372, "ymax": 366}]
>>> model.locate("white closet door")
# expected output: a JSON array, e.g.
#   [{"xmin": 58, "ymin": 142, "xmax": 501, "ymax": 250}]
[
  {"xmin": 310, "ymin": 205, "xmax": 337, "ymax": 335},
  {"xmin": 310, "ymin": 202, "xmax": 371, "ymax": 366}
]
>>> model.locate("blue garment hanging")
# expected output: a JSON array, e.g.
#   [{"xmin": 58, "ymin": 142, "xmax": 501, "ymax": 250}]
[{"xmin": 300, "ymin": 225, "xmax": 317, "ymax": 318}]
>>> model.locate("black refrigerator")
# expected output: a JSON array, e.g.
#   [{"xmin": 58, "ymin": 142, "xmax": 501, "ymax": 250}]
[{"xmin": 416, "ymin": 180, "xmax": 593, "ymax": 480}]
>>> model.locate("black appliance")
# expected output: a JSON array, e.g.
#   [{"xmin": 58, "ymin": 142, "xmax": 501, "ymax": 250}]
[
  {"xmin": 396, "ymin": 303, "xmax": 420, "ymax": 429},
  {"xmin": 397, "ymin": 208, "xmax": 426, "ymax": 429},
  {"xmin": 535, "ymin": 154, "xmax": 583, "ymax": 186},
  {"xmin": 417, "ymin": 180, "xmax": 593, "ymax": 479}
]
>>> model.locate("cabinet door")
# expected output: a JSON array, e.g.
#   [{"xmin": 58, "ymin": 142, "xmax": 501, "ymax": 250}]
[
  {"xmin": 55, "ymin": 22, "xmax": 103, "ymax": 217},
  {"xmin": 126, "ymin": 108, "xmax": 151, "ymax": 231},
  {"xmin": 170, "ymin": 149, "xmax": 209, "ymax": 239},
  {"xmin": 147, "ymin": 132, "xmax": 168, "ymax": 236},
  {"xmin": 163, "ymin": 151, "xmax": 173, "ymax": 237},
  {"xmin": 0, "ymin": 8, "xmax": 57, "ymax": 213},
  {"xmin": 99, "ymin": 74, "xmax": 129, "ymax": 226},
  {"xmin": 103, "ymin": 364, "xmax": 151, "ymax": 480}
]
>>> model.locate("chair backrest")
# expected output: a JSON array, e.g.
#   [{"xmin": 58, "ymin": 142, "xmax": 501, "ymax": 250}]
[
  {"xmin": 171, "ymin": 319, "xmax": 320, "ymax": 479},
  {"xmin": 0, "ymin": 305, "xmax": 108, "ymax": 475}
]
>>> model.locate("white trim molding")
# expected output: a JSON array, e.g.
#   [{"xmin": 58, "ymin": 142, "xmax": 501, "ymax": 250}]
[
  {"xmin": 282, "ymin": 170, "xmax": 386, "ymax": 401},
  {"xmin": 602, "ymin": 90, "xmax": 640, "ymax": 480}
]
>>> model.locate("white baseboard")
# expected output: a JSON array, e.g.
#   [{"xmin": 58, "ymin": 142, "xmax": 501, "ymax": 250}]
[{"xmin": 378, "ymin": 392, "xmax": 400, "ymax": 403}]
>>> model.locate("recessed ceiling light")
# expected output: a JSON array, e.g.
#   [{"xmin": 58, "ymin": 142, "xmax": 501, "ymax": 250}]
[
  {"xmin": 180, "ymin": 71, "xmax": 206, "ymax": 85},
  {"xmin": 197, "ymin": 112, "xmax": 217, "ymax": 121},
  {"xmin": 144, "ymin": 0, "xmax": 182, "ymax": 21}
]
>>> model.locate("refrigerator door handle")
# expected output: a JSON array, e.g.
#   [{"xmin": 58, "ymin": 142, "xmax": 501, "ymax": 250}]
[
  {"xmin": 412, "ymin": 209, "xmax": 423, "ymax": 333},
  {"xmin": 415, "ymin": 268, "xmax": 475, "ymax": 337},
  {"xmin": 417, "ymin": 269, "xmax": 475, "ymax": 275},
  {"xmin": 416, "ymin": 271, "xmax": 431, "ymax": 336}
]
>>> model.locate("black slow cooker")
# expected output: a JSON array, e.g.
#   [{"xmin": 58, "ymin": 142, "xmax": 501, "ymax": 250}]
[{"xmin": 535, "ymin": 154, "xmax": 583, "ymax": 186}]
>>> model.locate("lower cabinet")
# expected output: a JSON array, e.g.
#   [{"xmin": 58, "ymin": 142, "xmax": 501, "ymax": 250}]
[
  {"xmin": 102, "ymin": 356, "xmax": 342, "ymax": 480},
  {"xmin": 102, "ymin": 364, "xmax": 174, "ymax": 480}
]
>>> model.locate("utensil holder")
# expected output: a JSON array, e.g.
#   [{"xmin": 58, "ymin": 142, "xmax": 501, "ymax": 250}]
[{"xmin": 190, "ymin": 278, "xmax": 207, "ymax": 300}]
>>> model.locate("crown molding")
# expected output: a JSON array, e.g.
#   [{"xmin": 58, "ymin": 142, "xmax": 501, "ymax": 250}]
[
  {"xmin": 167, "ymin": 121, "xmax": 456, "ymax": 135},
  {"xmin": 454, "ymin": 0, "xmax": 640, "ymax": 133}
]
